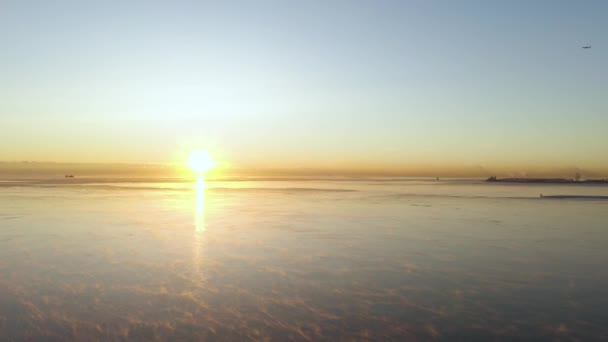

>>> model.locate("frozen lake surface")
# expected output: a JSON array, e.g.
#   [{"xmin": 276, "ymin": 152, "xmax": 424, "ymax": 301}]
[{"xmin": 1, "ymin": 178, "xmax": 608, "ymax": 340}]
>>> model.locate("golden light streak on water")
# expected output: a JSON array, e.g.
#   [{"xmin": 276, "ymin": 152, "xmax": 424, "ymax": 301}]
[
  {"xmin": 192, "ymin": 175, "xmax": 207, "ymax": 279},
  {"xmin": 195, "ymin": 175, "xmax": 206, "ymax": 233}
]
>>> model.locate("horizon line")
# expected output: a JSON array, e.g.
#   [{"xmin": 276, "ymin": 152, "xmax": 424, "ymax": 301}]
[{"xmin": 1, "ymin": 160, "xmax": 607, "ymax": 179}]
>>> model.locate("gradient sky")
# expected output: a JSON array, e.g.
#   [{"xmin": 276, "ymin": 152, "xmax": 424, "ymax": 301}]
[{"xmin": 1, "ymin": 1, "xmax": 607, "ymax": 174}]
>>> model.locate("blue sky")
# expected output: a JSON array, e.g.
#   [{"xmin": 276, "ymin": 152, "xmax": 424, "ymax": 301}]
[{"xmin": 1, "ymin": 1, "xmax": 606, "ymax": 173}]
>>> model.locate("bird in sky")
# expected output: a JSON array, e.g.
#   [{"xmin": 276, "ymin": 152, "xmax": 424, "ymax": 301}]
[{"xmin": 582, "ymin": 46, "xmax": 592, "ymax": 49}]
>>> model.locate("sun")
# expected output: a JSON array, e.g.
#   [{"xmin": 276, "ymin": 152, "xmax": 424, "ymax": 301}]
[{"xmin": 186, "ymin": 150, "xmax": 216, "ymax": 174}]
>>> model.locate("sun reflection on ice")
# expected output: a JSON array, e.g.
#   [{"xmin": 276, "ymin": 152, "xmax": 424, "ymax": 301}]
[
  {"xmin": 195, "ymin": 175, "xmax": 206, "ymax": 233},
  {"xmin": 192, "ymin": 175, "xmax": 207, "ymax": 278},
  {"xmin": 187, "ymin": 150, "xmax": 215, "ymax": 275},
  {"xmin": 186, "ymin": 149, "xmax": 215, "ymax": 233}
]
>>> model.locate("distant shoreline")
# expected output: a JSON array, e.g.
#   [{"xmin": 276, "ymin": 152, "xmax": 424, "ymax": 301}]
[
  {"xmin": 540, "ymin": 195, "xmax": 608, "ymax": 199},
  {"xmin": 486, "ymin": 177, "xmax": 608, "ymax": 184}
]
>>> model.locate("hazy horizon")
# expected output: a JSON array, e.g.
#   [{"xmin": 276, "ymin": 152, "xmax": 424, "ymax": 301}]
[{"xmin": 1, "ymin": 160, "xmax": 607, "ymax": 179}]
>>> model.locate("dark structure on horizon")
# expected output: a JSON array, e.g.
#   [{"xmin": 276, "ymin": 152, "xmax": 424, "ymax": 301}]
[{"xmin": 486, "ymin": 176, "xmax": 608, "ymax": 184}]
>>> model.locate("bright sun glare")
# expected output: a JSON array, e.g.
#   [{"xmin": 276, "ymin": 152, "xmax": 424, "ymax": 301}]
[{"xmin": 187, "ymin": 150, "xmax": 216, "ymax": 174}]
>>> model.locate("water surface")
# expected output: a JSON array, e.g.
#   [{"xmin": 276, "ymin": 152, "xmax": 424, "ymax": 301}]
[{"xmin": 1, "ymin": 178, "xmax": 608, "ymax": 340}]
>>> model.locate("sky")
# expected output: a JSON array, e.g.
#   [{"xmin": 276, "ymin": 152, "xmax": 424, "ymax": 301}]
[{"xmin": 1, "ymin": 0, "xmax": 607, "ymax": 176}]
